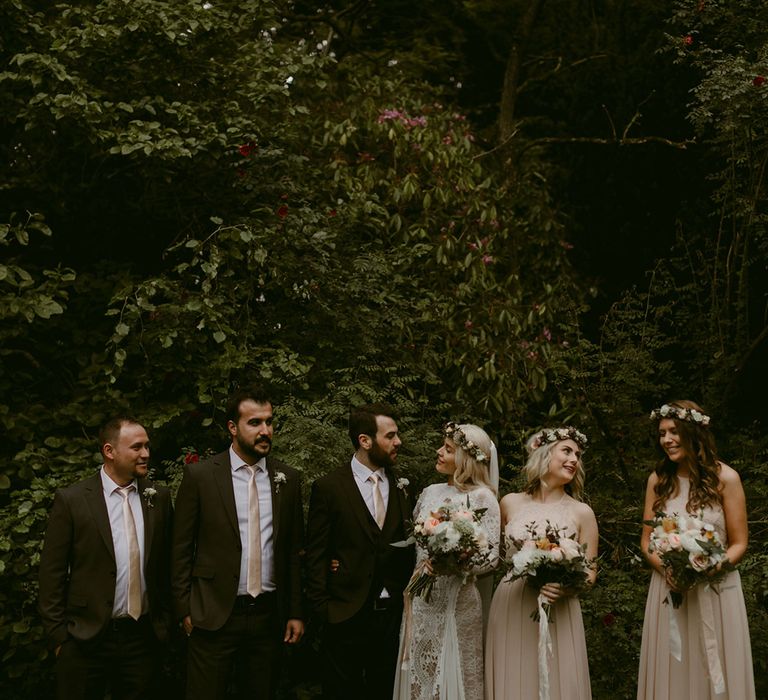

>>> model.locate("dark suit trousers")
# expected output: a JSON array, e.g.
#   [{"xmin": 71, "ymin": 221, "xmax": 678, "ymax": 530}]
[
  {"xmin": 186, "ymin": 592, "xmax": 281, "ymax": 700},
  {"xmin": 55, "ymin": 616, "xmax": 157, "ymax": 700},
  {"xmin": 322, "ymin": 599, "xmax": 403, "ymax": 700}
]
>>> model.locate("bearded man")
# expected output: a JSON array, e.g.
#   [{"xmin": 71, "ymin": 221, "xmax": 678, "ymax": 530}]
[
  {"xmin": 172, "ymin": 385, "xmax": 304, "ymax": 699},
  {"xmin": 305, "ymin": 403, "xmax": 415, "ymax": 700}
]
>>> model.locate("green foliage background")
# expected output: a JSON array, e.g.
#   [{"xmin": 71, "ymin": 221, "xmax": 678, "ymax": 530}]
[{"xmin": 1, "ymin": 1, "xmax": 767, "ymax": 698}]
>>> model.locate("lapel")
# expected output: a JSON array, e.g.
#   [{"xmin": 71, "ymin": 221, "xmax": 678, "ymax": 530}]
[
  {"xmin": 339, "ymin": 465, "xmax": 378, "ymax": 543},
  {"xmin": 212, "ymin": 451, "xmax": 240, "ymax": 538},
  {"xmin": 136, "ymin": 477, "xmax": 153, "ymax": 565},
  {"xmin": 389, "ymin": 469, "xmax": 412, "ymax": 532},
  {"xmin": 83, "ymin": 472, "xmax": 116, "ymax": 562},
  {"xmin": 265, "ymin": 457, "xmax": 280, "ymax": 543}
]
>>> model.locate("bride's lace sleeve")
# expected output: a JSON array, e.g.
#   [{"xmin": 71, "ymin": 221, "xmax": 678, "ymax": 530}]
[{"xmin": 470, "ymin": 487, "xmax": 501, "ymax": 575}]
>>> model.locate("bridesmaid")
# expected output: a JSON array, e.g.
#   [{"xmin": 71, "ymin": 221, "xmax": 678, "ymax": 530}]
[
  {"xmin": 485, "ymin": 427, "xmax": 597, "ymax": 700},
  {"xmin": 637, "ymin": 400, "xmax": 755, "ymax": 699}
]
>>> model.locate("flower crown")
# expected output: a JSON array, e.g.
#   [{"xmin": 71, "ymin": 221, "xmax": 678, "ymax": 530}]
[
  {"xmin": 530, "ymin": 427, "xmax": 588, "ymax": 451},
  {"xmin": 649, "ymin": 404, "xmax": 710, "ymax": 426},
  {"xmin": 443, "ymin": 422, "xmax": 489, "ymax": 463}
]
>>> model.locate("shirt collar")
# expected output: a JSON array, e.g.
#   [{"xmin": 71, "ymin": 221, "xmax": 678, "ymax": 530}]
[
  {"xmin": 229, "ymin": 445, "xmax": 266, "ymax": 473},
  {"xmin": 351, "ymin": 455, "xmax": 385, "ymax": 482},
  {"xmin": 100, "ymin": 465, "xmax": 137, "ymax": 495}
]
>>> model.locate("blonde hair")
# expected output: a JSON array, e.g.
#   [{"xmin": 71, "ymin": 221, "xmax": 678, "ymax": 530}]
[
  {"xmin": 452, "ymin": 424, "xmax": 496, "ymax": 494},
  {"xmin": 523, "ymin": 431, "xmax": 585, "ymax": 500}
]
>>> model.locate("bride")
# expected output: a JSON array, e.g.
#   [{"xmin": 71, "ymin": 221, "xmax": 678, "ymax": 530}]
[{"xmin": 393, "ymin": 422, "xmax": 500, "ymax": 700}]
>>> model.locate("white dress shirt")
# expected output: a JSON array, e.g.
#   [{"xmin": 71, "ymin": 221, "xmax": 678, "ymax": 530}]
[
  {"xmin": 351, "ymin": 456, "xmax": 390, "ymax": 519},
  {"xmin": 351, "ymin": 456, "xmax": 390, "ymax": 598},
  {"xmin": 100, "ymin": 467, "xmax": 147, "ymax": 618},
  {"xmin": 229, "ymin": 446, "xmax": 275, "ymax": 595}
]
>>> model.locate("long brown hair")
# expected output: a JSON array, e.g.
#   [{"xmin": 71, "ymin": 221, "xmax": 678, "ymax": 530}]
[{"xmin": 651, "ymin": 400, "xmax": 721, "ymax": 513}]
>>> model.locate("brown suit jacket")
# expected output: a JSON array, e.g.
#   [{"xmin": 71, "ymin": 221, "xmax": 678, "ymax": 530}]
[
  {"xmin": 305, "ymin": 464, "xmax": 415, "ymax": 623},
  {"xmin": 38, "ymin": 472, "xmax": 173, "ymax": 648},
  {"xmin": 171, "ymin": 451, "xmax": 304, "ymax": 630}
]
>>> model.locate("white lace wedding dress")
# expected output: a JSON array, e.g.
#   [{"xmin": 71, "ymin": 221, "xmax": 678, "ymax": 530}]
[{"xmin": 393, "ymin": 483, "xmax": 500, "ymax": 700}]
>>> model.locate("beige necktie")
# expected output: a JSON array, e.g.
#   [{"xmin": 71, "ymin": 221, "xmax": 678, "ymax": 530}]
[
  {"xmin": 119, "ymin": 486, "xmax": 142, "ymax": 620},
  {"xmin": 369, "ymin": 473, "xmax": 386, "ymax": 529},
  {"xmin": 246, "ymin": 466, "xmax": 263, "ymax": 597}
]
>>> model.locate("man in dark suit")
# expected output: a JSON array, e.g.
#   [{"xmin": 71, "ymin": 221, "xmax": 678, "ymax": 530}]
[
  {"xmin": 172, "ymin": 385, "xmax": 304, "ymax": 700},
  {"xmin": 305, "ymin": 403, "xmax": 415, "ymax": 700},
  {"xmin": 38, "ymin": 416, "xmax": 173, "ymax": 700}
]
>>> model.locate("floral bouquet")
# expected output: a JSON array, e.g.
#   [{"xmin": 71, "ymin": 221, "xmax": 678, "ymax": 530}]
[
  {"xmin": 504, "ymin": 521, "xmax": 592, "ymax": 619},
  {"xmin": 405, "ymin": 497, "xmax": 492, "ymax": 602},
  {"xmin": 645, "ymin": 510, "xmax": 730, "ymax": 607}
]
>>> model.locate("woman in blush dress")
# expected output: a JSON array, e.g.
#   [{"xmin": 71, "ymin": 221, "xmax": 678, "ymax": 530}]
[
  {"xmin": 393, "ymin": 422, "xmax": 500, "ymax": 700},
  {"xmin": 637, "ymin": 400, "xmax": 755, "ymax": 699},
  {"xmin": 485, "ymin": 427, "xmax": 598, "ymax": 700}
]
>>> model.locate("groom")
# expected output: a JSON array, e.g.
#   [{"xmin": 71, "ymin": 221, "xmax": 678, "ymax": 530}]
[{"xmin": 305, "ymin": 403, "xmax": 415, "ymax": 700}]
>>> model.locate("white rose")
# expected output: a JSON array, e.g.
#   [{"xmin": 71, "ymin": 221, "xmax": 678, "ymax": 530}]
[{"xmin": 559, "ymin": 537, "xmax": 582, "ymax": 559}]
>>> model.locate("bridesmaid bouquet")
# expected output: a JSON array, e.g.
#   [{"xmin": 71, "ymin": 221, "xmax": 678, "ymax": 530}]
[
  {"xmin": 503, "ymin": 521, "xmax": 592, "ymax": 618},
  {"xmin": 404, "ymin": 497, "xmax": 492, "ymax": 602},
  {"xmin": 645, "ymin": 510, "xmax": 730, "ymax": 607}
]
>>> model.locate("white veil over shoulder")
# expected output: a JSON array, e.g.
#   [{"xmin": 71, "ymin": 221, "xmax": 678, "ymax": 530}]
[{"xmin": 488, "ymin": 441, "xmax": 500, "ymax": 493}]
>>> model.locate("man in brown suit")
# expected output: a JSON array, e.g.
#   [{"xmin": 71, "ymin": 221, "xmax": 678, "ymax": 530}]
[
  {"xmin": 172, "ymin": 385, "xmax": 304, "ymax": 699},
  {"xmin": 38, "ymin": 417, "xmax": 173, "ymax": 700},
  {"xmin": 305, "ymin": 403, "xmax": 415, "ymax": 700}
]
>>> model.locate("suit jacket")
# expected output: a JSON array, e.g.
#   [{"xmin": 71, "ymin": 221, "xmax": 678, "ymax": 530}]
[
  {"xmin": 38, "ymin": 472, "xmax": 173, "ymax": 648},
  {"xmin": 171, "ymin": 451, "xmax": 303, "ymax": 631},
  {"xmin": 305, "ymin": 463, "xmax": 415, "ymax": 624}
]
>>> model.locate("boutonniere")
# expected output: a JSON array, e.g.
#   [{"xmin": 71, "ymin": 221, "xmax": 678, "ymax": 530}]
[
  {"xmin": 273, "ymin": 471, "xmax": 287, "ymax": 493},
  {"xmin": 396, "ymin": 478, "xmax": 410, "ymax": 497},
  {"xmin": 142, "ymin": 487, "xmax": 157, "ymax": 508}
]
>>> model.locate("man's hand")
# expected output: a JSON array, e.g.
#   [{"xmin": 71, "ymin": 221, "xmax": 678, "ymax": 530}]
[
  {"xmin": 182, "ymin": 615, "xmax": 193, "ymax": 636},
  {"xmin": 283, "ymin": 618, "xmax": 304, "ymax": 644}
]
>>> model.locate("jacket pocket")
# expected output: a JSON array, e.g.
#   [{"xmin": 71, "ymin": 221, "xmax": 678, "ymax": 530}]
[
  {"xmin": 66, "ymin": 594, "xmax": 87, "ymax": 608},
  {"xmin": 192, "ymin": 565, "xmax": 215, "ymax": 579}
]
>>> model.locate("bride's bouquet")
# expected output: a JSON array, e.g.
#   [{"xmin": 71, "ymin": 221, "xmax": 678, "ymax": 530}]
[
  {"xmin": 503, "ymin": 521, "xmax": 592, "ymax": 619},
  {"xmin": 405, "ymin": 497, "xmax": 492, "ymax": 602},
  {"xmin": 645, "ymin": 510, "xmax": 730, "ymax": 607}
]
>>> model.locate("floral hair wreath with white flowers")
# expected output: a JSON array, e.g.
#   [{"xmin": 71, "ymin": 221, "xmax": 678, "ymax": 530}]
[
  {"xmin": 649, "ymin": 404, "xmax": 711, "ymax": 426},
  {"xmin": 530, "ymin": 426, "xmax": 588, "ymax": 451},
  {"xmin": 442, "ymin": 421, "xmax": 489, "ymax": 463}
]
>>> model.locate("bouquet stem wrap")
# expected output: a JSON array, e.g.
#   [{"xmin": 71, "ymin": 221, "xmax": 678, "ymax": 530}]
[{"xmin": 537, "ymin": 593, "xmax": 553, "ymax": 700}]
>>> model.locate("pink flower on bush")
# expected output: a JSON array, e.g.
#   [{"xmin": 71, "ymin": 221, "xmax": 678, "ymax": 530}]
[
  {"xmin": 277, "ymin": 205, "xmax": 289, "ymax": 218},
  {"xmin": 683, "ymin": 35, "xmax": 694, "ymax": 46},
  {"xmin": 602, "ymin": 612, "xmax": 616, "ymax": 627},
  {"xmin": 184, "ymin": 453, "xmax": 199, "ymax": 464},
  {"xmin": 753, "ymin": 76, "xmax": 766, "ymax": 87},
  {"xmin": 481, "ymin": 254, "xmax": 494, "ymax": 266}
]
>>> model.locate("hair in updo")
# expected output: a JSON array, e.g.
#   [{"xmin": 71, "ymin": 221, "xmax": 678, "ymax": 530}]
[
  {"xmin": 523, "ymin": 431, "xmax": 585, "ymax": 500},
  {"xmin": 450, "ymin": 424, "xmax": 496, "ymax": 494}
]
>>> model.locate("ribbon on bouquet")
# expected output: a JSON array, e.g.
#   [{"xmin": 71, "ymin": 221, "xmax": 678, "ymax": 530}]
[
  {"xmin": 536, "ymin": 593, "xmax": 553, "ymax": 700},
  {"xmin": 666, "ymin": 588, "xmax": 725, "ymax": 696},
  {"xmin": 698, "ymin": 587, "xmax": 725, "ymax": 695},
  {"xmin": 438, "ymin": 579, "xmax": 466, "ymax": 700},
  {"xmin": 666, "ymin": 592, "xmax": 682, "ymax": 662}
]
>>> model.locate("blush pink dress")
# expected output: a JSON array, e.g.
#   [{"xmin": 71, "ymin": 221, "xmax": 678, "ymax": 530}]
[
  {"xmin": 485, "ymin": 496, "xmax": 592, "ymax": 700},
  {"xmin": 636, "ymin": 476, "xmax": 755, "ymax": 699}
]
